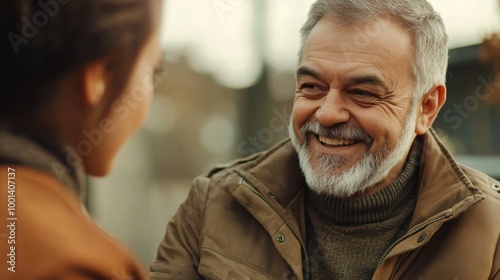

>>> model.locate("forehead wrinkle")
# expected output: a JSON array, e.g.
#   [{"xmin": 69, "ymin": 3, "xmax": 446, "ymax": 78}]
[
  {"xmin": 343, "ymin": 73, "xmax": 391, "ymax": 92},
  {"xmin": 304, "ymin": 45, "xmax": 394, "ymax": 65},
  {"xmin": 304, "ymin": 17, "xmax": 413, "ymax": 67},
  {"xmin": 299, "ymin": 54, "xmax": 392, "ymax": 86}
]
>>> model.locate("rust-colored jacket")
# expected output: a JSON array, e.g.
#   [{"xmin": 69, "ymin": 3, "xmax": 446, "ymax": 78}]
[
  {"xmin": 0, "ymin": 167, "xmax": 148, "ymax": 280},
  {"xmin": 150, "ymin": 129, "xmax": 500, "ymax": 280}
]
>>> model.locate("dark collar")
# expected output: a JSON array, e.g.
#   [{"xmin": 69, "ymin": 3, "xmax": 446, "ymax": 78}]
[{"xmin": 0, "ymin": 125, "xmax": 86, "ymax": 199}]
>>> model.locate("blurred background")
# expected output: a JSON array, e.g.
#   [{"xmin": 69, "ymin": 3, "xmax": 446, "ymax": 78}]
[{"xmin": 87, "ymin": 0, "xmax": 500, "ymax": 268}]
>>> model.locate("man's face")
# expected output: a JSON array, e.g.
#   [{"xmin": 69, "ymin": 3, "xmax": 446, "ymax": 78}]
[{"xmin": 290, "ymin": 16, "xmax": 418, "ymax": 197}]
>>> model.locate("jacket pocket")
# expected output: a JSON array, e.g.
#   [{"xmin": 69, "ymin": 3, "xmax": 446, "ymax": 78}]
[{"xmin": 198, "ymin": 246, "xmax": 288, "ymax": 280}]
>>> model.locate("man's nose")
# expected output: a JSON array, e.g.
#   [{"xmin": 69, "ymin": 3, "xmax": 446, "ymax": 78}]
[{"xmin": 315, "ymin": 90, "xmax": 350, "ymax": 127}]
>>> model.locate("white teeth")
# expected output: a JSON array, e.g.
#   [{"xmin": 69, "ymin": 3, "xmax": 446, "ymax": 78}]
[{"xmin": 319, "ymin": 136, "xmax": 355, "ymax": 146}]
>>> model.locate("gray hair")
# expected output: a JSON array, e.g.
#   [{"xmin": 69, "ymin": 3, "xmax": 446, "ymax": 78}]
[{"xmin": 298, "ymin": 0, "xmax": 449, "ymax": 100}]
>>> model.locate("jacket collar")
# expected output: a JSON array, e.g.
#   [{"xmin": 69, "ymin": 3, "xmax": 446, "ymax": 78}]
[
  {"xmin": 230, "ymin": 140, "xmax": 306, "ymax": 234},
  {"xmin": 410, "ymin": 128, "xmax": 485, "ymax": 227},
  {"xmin": 0, "ymin": 125, "xmax": 86, "ymax": 199}
]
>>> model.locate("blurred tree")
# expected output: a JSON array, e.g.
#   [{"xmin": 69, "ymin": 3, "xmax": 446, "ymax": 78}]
[{"xmin": 478, "ymin": 2, "xmax": 500, "ymax": 104}]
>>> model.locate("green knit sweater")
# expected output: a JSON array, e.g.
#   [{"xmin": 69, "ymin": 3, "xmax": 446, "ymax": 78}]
[{"xmin": 305, "ymin": 142, "xmax": 421, "ymax": 279}]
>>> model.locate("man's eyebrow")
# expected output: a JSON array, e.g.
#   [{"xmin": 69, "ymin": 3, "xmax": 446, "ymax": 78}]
[
  {"xmin": 346, "ymin": 74, "xmax": 391, "ymax": 92},
  {"xmin": 296, "ymin": 66, "xmax": 322, "ymax": 80}
]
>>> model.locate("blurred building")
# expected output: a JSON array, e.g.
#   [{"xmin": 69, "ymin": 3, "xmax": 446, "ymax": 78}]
[
  {"xmin": 87, "ymin": 54, "xmax": 242, "ymax": 266},
  {"xmin": 435, "ymin": 44, "xmax": 500, "ymax": 179}
]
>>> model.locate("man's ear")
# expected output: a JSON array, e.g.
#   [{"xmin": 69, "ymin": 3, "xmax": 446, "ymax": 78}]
[
  {"xmin": 415, "ymin": 84, "xmax": 446, "ymax": 135},
  {"xmin": 81, "ymin": 61, "xmax": 107, "ymax": 107}
]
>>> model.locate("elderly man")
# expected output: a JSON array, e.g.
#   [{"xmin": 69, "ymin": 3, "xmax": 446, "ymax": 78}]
[{"xmin": 150, "ymin": 0, "xmax": 500, "ymax": 279}]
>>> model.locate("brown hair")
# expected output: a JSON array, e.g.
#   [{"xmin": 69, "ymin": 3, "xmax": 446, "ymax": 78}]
[{"xmin": 0, "ymin": 0, "xmax": 160, "ymax": 119}]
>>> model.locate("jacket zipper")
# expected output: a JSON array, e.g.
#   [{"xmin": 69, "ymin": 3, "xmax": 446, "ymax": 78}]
[
  {"xmin": 239, "ymin": 177, "xmax": 310, "ymax": 280},
  {"xmin": 377, "ymin": 212, "xmax": 452, "ymax": 272}
]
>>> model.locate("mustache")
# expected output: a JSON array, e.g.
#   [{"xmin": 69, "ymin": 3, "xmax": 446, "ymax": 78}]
[{"xmin": 300, "ymin": 121, "xmax": 373, "ymax": 146}]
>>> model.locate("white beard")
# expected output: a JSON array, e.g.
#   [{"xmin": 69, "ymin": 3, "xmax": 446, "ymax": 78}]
[{"xmin": 289, "ymin": 107, "xmax": 417, "ymax": 198}]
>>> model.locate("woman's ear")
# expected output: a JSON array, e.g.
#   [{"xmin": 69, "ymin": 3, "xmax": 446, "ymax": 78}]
[
  {"xmin": 415, "ymin": 84, "xmax": 446, "ymax": 135},
  {"xmin": 81, "ymin": 61, "xmax": 108, "ymax": 107}
]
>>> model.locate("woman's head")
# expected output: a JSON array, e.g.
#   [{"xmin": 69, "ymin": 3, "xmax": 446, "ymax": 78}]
[
  {"xmin": 1, "ymin": 0, "xmax": 162, "ymax": 115},
  {"xmin": 1, "ymin": 0, "xmax": 164, "ymax": 176}
]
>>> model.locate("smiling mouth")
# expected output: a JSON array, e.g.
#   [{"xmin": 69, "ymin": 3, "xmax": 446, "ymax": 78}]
[{"xmin": 318, "ymin": 135, "xmax": 357, "ymax": 146}]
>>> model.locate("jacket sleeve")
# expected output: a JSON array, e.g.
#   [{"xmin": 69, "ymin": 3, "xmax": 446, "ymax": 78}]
[
  {"xmin": 149, "ymin": 176, "xmax": 211, "ymax": 280},
  {"xmin": 493, "ymin": 235, "xmax": 500, "ymax": 280}
]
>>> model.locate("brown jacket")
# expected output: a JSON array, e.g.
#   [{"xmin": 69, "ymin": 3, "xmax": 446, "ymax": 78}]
[
  {"xmin": 0, "ymin": 167, "xmax": 148, "ymax": 280},
  {"xmin": 150, "ymin": 129, "xmax": 500, "ymax": 280}
]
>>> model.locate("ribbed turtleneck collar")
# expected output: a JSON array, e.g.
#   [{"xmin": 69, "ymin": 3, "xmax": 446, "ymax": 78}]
[
  {"xmin": 0, "ymin": 125, "xmax": 86, "ymax": 199},
  {"xmin": 306, "ymin": 140, "xmax": 422, "ymax": 225}
]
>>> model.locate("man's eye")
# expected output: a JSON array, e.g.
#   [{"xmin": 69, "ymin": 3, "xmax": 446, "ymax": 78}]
[
  {"xmin": 299, "ymin": 83, "xmax": 321, "ymax": 92},
  {"xmin": 351, "ymin": 89, "xmax": 375, "ymax": 97},
  {"xmin": 297, "ymin": 83, "xmax": 326, "ymax": 98}
]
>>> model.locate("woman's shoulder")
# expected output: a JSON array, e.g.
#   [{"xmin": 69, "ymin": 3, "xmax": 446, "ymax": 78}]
[{"xmin": 0, "ymin": 165, "xmax": 148, "ymax": 279}]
